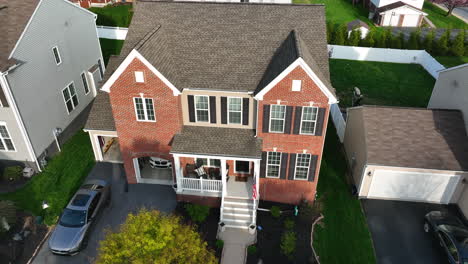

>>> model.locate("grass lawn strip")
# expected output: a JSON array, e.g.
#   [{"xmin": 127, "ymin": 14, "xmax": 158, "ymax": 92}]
[
  {"xmin": 435, "ymin": 56, "xmax": 468, "ymax": 68},
  {"xmin": 90, "ymin": 5, "xmax": 133, "ymax": 28},
  {"xmin": 99, "ymin": 38, "xmax": 124, "ymax": 65},
  {"xmin": 423, "ymin": 2, "xmax": 467, "ymax": 29}
]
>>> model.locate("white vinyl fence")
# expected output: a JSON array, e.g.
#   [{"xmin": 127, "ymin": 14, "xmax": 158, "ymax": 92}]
[
  {"xmin": 330, "ymin": 104, "xmax": 346, "ymax": 142},
  {"xmin": 96, "ymin": 26, "xmax": 128, "ymax": 40},
  {"xmin": 328, "ymin": 45, "xmax": 446, "ymax": 79}
]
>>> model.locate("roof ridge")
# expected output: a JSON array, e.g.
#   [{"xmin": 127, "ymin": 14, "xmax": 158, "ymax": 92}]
[
  {"xmin": 133, "ymin": 25, "xmax": 161, "ymax": 51},
  {"xmin": 291, "ymin": 29, "xmax": 302, "ymax": 58},
  {"xmin": 137, "ymin": 0, "xmax": 325, "ymax": 7}
]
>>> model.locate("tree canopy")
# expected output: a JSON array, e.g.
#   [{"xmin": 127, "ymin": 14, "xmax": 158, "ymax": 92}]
[{"xmin": 431, "ymin": 0, "xmax": 468, "ymax": 16}]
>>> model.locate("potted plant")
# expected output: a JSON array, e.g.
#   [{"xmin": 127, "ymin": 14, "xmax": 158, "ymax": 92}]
[
  {"xmin": 249, "ymin": 224, "xmax": 256, "ymax": 234},
  {"xmin": 219, "ymin": 221, "xmax": 226, "ymax": 232}
]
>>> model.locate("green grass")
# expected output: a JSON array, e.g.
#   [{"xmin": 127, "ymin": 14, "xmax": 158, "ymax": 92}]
[
  {"xmin": 90, "ymin": 5, "xmax": 133, "ymax": 27},
  {"xmin": 423, "ymin": 2, "xmax": 467, "ymax": 29},
  {"xmin": 0, "ymin": 131, "xmax": 95, "ymax": 225},
  {"xmin": 314, "ymin": 123, "xmax": 376, "ymax": 264},
  {"xmin": 99, "ymin": 38, "xmax": 124, "ymax": 65},
  {"xmin": 435, "ymin": 56, "xmax": 468, "ymax": 67},
  {"xmin": 330, "ymin": 59, "xmax": 436, "ymax": 107}
]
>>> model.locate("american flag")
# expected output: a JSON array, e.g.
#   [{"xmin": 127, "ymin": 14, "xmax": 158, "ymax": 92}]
[{"xmin": 252, "ymin": 183, "xmax": 257, "ymax": 199}]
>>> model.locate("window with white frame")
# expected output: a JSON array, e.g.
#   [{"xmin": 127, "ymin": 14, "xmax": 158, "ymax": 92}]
[
  {"xmin": 300, "ymin": 107, "xmax": 318, "ymax": 135},
  {"xmin": 292, "ymin": 80, "xmax": 302, "ymax": 91},
  {"xmin": 134, "ymin": 97, "xmax": 155, "ymax": 122},
  {"xmin": 196, "ymin": 158, "xmax": 221, "ymax": 167},
  {"xmin": 269, "ymin": 105, "xmax": 286, "ymax": 133},
  {"xmin": 62, "ymin": 82, "xmax": 78, "ymax": 114},
  {"xmin": 52, "ymin": 46, "xmax": 62, "ymax": 65},
  {"xmin": 135, "ymin": 71, "xmax": 144, "ymax": 83},
  {"xmin": 0, "ymin": 124, "xmax": 15, "ymax": 151},
  {"xmin": 81, "ymin": 72, "xmax": 90, "ymax": 95},
  {"xmin": 195, "ymin": 95, "xmax": 209, "ymax": 122},
  {"xmin": 295, "ymin": 154, "xmax": 311, "ymax": 180},
  {"xmin": 228, "ymin": 97, "xmax": 242, "ymax": 124},
  {"xmin": 266, "ymin": 152, "xmax": 281, "ymax": 178},
  {"xmin": 97, "ymin": 59, "xmax": 104, "ymax": 80}
]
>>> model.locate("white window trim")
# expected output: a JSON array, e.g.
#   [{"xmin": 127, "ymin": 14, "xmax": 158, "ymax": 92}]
[
  {"xmin": 234, "ymin": 160, "xmax": 251, "ymax": 174},
  {"xmin": 135, "ymin": 71, "xmax": 145, "ymax": 83},
  {"xmin": 0, "ymin": 122, "xmax": 16, "ymax": 152},
  {"xmin": 62, "ymin": 81, "xmax": 78, "ymax": 115},
  {"xmin": 266, "ymin": 151, "xmax": 281, "ymax": 179},
  {"xmin": 196, "ymin": 158, "xmax": 221, "ymax": 168},
  {"xmin": 299, "ymin": 106, "xmax": 318, "ymax": 135},
  {"xmin": 81, "ymin": 71, "xmax": 90, "ymax": 95},
  {"xmin": 294, "ymin": 153, "xmax": 311, "ymax": 181},
  {"xmin": 292, "ymin": 80, "xmax": 302, "ymax": 91},
  {"xmin": 52, "ymin": 46, "xmax": 62, "ymax": 66},
  {"xmin": 194, "ymin": 95, "xmax": 210, "ymax": 123},
  {"xmin": 227, "ymin": 96, "xmax": 243, "ymax": 125},
  {"xmin": 269, "ymin": 104, "xmax": 286, "ymax": 133},
  {"xmin": 133, "ymin": 96, "xmax": 156, "ymax": 122}
]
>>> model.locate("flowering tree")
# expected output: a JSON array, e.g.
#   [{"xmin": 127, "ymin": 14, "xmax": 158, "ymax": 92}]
[{"xmin": 431, "ymin": 0, "xmax": 468, "ymax": 16}]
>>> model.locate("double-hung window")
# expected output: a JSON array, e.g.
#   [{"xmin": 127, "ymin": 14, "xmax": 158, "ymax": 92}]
[
  {"xmin": 266, "ymin": 152, "xmax": 281, "ymax": 178},
  {"xmin": 295, "ymin": 154, "xmax": 311, "ymax": 180},
  {"xmin": 134, "ymin": 97, "xmax": 156, "ymax": 122},
  {"xmin": 62, "ymin": 82, "xmax": 78, "ymax": 114},
  {"xmin": 52, "ymin": 46, "xmax": 62, "ymax": 65},
  {"xmin": 195, "ymin": 95, "xmax": 209, "ymax": 122},
  {"xmin": 0, "ymin": 124, "xmax": 15, "ymax": 151},
  {"xmin": 269, "ymin": 105, "xmax": 286, "ymax": 133},
  {"xmin": 300, "ymin": 106, "xmax": 318, "ymax": 135},
  {"xmin": 81, "ymin": 72, "xmax": 90, "ymax": 95},
  {"xmin": 97, "ymin": 59, "xmax": 104, "ymax": 80},
  {"xmin": 196, "ymin": 158, "xmax": 221, "ymax": 168},
  {"xmin": 228, "ymin": 97, "xmax": 242, "ymax": 124}
]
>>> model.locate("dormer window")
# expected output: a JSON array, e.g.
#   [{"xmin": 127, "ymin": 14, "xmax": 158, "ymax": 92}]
[
  {"xmin": 135, "ymin": 71, "xmax": 145, "ymax": 83},
  {"xmin": 195, "ymin": 95, "xmax": 209, "ymax": 122},
  {"xmin": 292, "ymin": 80, "xmax": 302, "ymax": 91}
]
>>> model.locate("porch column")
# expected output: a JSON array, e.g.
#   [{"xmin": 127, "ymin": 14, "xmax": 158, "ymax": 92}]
[
  {"xmin": 174, "ymin": 155, "xmax": 182, "ymax": 192},
  {"xmin": 254, "ymin": 159, "xmax": 260, "ymax": 200},
  {"xmin": 221, "ymin": 158, "xmax": 227, "ymax": 196}
]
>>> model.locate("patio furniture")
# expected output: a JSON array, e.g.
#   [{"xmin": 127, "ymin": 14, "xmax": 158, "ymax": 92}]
[
  {"xmin": 208, "ymin": 168, "xmax": 221, "ymax": 180},
  {"xmin": 195, "ymin": 166, "xmax": 207, "ymax": 178},
  {"xmin": 185, "ymin": 164, "xmax": 197, "ymax": 178}
]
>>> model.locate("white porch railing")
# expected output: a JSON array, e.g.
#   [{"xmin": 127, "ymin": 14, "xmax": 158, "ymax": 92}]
[{"xmin": 180, "ymin": 178, "xmax": 222, "ymax": 193}]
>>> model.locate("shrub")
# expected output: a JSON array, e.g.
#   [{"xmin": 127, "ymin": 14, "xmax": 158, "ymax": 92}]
[
  {"xmin": 450, "ymin": 30, "xmax": 465, "ymax": 56},
  {"xmin": 2, "ymin": 166, "xmax": 23, "ymax": 181},
  {"xmin": 334, "ymin": 24, "xmax": 347, "ymax": 45},
  {"xmin": 390, "ymin": 33, "xmax": 403, "ymax": 49},
  {"xmin": 0, "ymin": 200, "xmax": 16, "ymax": 233},
  {"xmin": 326, "ymin": 23, "xmax": 334, "ymax": 43},
  {"xmin": 407, "ymin": 30, "xmax": 421, "ymax": 50},
  {"xmin": 298, "ymin": 199, "xmax": 317, "ymax": 223},
  {"xmin": 184, "ymin": 204, "xmax": 210, "ymax": 223},
  {"xmin": 436, "ymin": 30, "xmax": 450, "ymax": 55},
  {"xmin": 270, "ymin": 205, "xmax": 281, "ymax": 218},
  {"xmin": 376, "ymin": 29, "xmax": 391, "ymax": 48},
  {"xmin": 284, "ymin": 218, "xmax": 295, "ymax": 230},
  {"xmin": 280, "ymin": 231, "xmax": 297, "ymax": 259},
  {"xmin": 215, "ymin": 239, "xmax": 224, "ymax": 249},
  {"xmin": 347, "ymin": 29, "xmax": 361, "ymax": 46},
  {"xmin": 247, "ymin": 245, "xmax": 257, "ymax": 255},
  {"xmin": 360, "ymin": 29, "xmax": 375, "ymax": 47},
  {"xmin": 423, "ymin": 30, "xmax": 435, "ymax": 53}
]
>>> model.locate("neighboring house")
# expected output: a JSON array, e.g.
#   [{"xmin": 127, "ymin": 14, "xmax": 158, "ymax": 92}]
[
  {"xmin": 367, "ymin": 0, "xmax": 427, "ymax": 27},
  {"xmin": 343, "ymin": 106, "xmax": 468, "ymax": 216},
  {"xmin": 347, "ymin": 19, "xmax": 370, "ymax": 39},
  {"xmin": 69, "ymin": 0, "xmax": 119, "ymax": 8},
  {"xmin": 428, "ymin": 64, "xmax": 468, "ymax": 133},
  {"xmin": 0, "ymin": 0, "xmax": 104, "ymax": 172},
  {"xmin": 85, "ymin": 1, "xmax": 337, "ymax": 229}
]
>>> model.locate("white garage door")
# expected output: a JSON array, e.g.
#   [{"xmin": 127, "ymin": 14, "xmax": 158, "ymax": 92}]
[
  {"xmin": 367, "ymin": 170, "xmax": 461, "ymax": 204},
  {"xmin": 402, "ymin": 15, "xmax": 420, "ymax": 27}
]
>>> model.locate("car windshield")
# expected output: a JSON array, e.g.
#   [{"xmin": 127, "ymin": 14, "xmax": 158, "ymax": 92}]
[
  {"xmin": 446, "ymin": 225, "xmax": 468, "ymax": 244},
  {"xmin": 59, "ymin": 209, "xmax": 86, "ymax": 227}
]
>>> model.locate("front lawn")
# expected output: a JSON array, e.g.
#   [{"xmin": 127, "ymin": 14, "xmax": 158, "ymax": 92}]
[
  {"xmin": 90, "ymin": 5, "xmax": 133, "ymax": 28},
  {"xmin": 330, "ymin": 59, "xmax": 436, "ymax": 107},
  {"xmin": 0, "ymin": 131, "xmax": 95, "ymax": 225},
  {"xmin": 313, "ymin": 124, "xmax": 376, "ymax": 264},
  {"xmin": 435, "ymin": 56, "xmax": 468, "ymax": 68},
  {"xmin": 99, "ymin": 38, "xmax": 124, "ymax": 65},
  {"xmin": 423, "ymin": 2, "xmax": 467, "ymax": 29}
]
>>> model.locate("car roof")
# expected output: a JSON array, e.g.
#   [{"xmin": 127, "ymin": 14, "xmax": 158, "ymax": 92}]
[{"xmin": 66, "ymin": 189, "xmax": 98, "ymax": 211}]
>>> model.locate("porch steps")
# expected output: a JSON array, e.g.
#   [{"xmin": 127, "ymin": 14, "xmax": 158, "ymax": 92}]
[{"xmin": 222, "ymin": 196, "xmax": 254, "ymax": 229}]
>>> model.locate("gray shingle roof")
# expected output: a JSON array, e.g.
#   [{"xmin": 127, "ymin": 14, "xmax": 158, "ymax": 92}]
[
  {"xmin": 353, "ymin": 106, "xmax": 468, "ymax": 171},
  {"xmin": 347, "ymin": 19, "xmax": 370, "ymax": 31},
  {"xmin": 171, "ymin": 126, "xmax": 263, "ymax": 158},
  {"xmin": 84, "ymin": 91, "xmax": 116, "ymax": 131}
]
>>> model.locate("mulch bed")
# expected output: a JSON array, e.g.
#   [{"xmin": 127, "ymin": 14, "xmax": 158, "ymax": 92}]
[
  {"xmin": 0, "ymin": 177, "xmax": 30, "ymax": 194},
  {"xmin": 247, "ymin": 201, "xmax": 319, "ymax": 264},
  {"xmin": 0, "ymin": 211, "xmax": 48, "ymax": 264}
]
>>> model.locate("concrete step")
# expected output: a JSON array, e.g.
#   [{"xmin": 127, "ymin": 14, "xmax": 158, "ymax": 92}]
[
  {"xmin": 223, "ymin": 206, "xmax": 254, "ymax": 215},
  {"xmin": 223, "ymin": 200, "xmax": 253, "ymax": 209},
  {"xmin": 222, "ymin": 212, "xmax": 251, "ymax": 220},
  {"xmin": 223, "ymin": 219, "xmax": 251, "ymax": 229},
  {"xmin": 224, "ymin": 197, "xmax": 252, "ymax": 203}
]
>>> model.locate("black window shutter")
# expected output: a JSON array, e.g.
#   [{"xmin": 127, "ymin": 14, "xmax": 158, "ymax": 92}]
[
  {"xmin": 242, "ymin": 98, "xmax": 249, "ymax": 126},
  {"xmin": 315, "ymin": 108, "xmax": 326, "ymax": 136},
  {"xmin": 293, "ymin": 106, "xmax": 302, "ymax": 134},
  {"xmin": 260, "ymin": 152, "xmax": 267, "ymax": 178},
  {"xmin": 288, "ymin": 153, "xmax": 296, "ymax": 180},
  {"xmin": 308, "ymin": 155, "xmax": 319, "ymax": 182},
  {"xmin": 280, "ymin": 153, "xmax": 288, "ymax": 179},
  {"xmin": 0, "ymin": 83, "xmax": 9, "ymax": 107},
  {"xmin": 262, "ymin": 104, "xmax": 270, "ymax": 133},
  {"xmin": 221, "ymin": 97, "xmax": 227, "ymax": 124},
  {"xmin": 209, "ymin": 96, "xmax": 216, "ymax": 124},
  {"xmin": 284, "ymin": 106, "xmax": 293, "ymax": 134},
  {"xmin": 188, "ymin": 95, "xmax": 195, "ymax": 122}
]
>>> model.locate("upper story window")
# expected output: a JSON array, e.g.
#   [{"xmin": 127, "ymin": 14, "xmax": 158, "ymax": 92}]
[
  {"xmin": 134, "ymin": 97, "xmax": 156, "ymax": 122},
  {"xmin": 81, "ymin": 72, "xmax": 90, "ymax": 95},
  {"xmin": 62, "ymin": 82, "xmax": 78, "ymax": 114},
  {"xmin": 295, "ymin": 153, "xmax": 311, "ymax": 180},
  {"xmin": 52, "ymin": 46, "xmax": 62, "ymax": 65},
  {"xmin": 269, "ymin": 104, "xmax": 286, "ymax": 133},
  {"xmin": 292, "ymin": 80, "xmax": 302, "ymax": 91},
  {"xmin": 195, "ymin": 95, "xmax": 209, "ymax": 122},
  {"xmin": 228, "ymin": 97, "xmax": 242, "ymax": 124},
  {"xmin": 300, "ymin": 106, "xmax": 318, "ymax": 135},
  {"xmin": 0, "ymin": 123, "xmax": 15, "ymax": 152},
  {"xmin": 266, "ymin": 151, "xmax": 281, "ymax": 178},
  {"xmin": 135, "ymin": 71, "xmax": 144, "ymax": 83}
]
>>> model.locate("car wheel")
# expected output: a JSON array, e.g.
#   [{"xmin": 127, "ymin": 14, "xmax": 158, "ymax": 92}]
[{"xmin": 424, "ymin": 222, "xmax": 431, "ymax": 233}]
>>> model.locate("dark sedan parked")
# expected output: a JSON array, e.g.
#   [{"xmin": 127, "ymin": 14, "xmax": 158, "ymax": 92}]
[
  {"xmin": 424, "ymin": 211, "xmax": 468, "ymax": 264},
  {"xmin": 48, "ymin": 179, "xmax": 110, "ymax": 255}
]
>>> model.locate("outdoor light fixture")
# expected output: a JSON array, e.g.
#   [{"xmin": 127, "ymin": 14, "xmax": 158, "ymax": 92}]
[
  {"xmin": 42, "ymin": 200, "xmax": 49, "ymax": 210},
  {"xmin": 367, "ymin": 171, "xmax": 372, "ymax": 176},
  {"xmin": 53, "ymin": 128, "xmax": 63, "ymax": 152}
]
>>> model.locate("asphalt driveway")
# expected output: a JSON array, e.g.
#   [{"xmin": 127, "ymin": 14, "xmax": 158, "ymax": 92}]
[
  {"xmin": 32, "ymin": 162, "xmax": 177, "ymax": 264},
  {"xmin": 362, "ymin": 199, "xmax": 456, "ymax": 264}
]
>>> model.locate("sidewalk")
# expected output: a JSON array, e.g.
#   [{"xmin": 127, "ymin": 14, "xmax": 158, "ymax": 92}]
[{"xmin": 218, "ymin": 227, "xmax": 256, "ymax": 264}]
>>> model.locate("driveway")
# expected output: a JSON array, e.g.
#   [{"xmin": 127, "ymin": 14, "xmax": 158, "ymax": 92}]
[
  {"xmin": 362, "ymin": 200, "xmax": 454, "ymax": 264},
  {"xmin": 32, "ymin": 162, "xmax": 177, "ymax": 264}
]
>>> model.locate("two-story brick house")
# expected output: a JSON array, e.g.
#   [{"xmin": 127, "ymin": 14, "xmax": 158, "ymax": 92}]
[{"xmin": 85, "ymin": 0, "xmax": 337, "ymax": 229}]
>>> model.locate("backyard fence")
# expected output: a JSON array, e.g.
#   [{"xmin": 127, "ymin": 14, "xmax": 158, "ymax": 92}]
[
  {"xmin": 330, "ymin": 104, "xmax": 346, "ymax": 142},
  {"xmin": 328, "ymin": 45, "xmax": 446, "ymax": 79},
  {"xmin": 96, "ymin": 25, "xmax": 128, "ymax": 40}
]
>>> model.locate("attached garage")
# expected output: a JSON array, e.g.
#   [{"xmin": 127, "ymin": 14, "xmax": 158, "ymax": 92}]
[{"xmin": 344, "ymin": 106, "xmax": 468, "ymax": 205}]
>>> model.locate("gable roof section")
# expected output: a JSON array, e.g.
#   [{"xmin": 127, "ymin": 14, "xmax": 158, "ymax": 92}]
[
  {"xmin": 347, "ymin": 19, "xmax": 370, "ymax": 31},
  {"xmin": 351, "ymin": 105, "xmax": 468, "ymax": 171},
  {"xmin": 377, "ymin": 1, "xmax": 426, "ymax": 14}
]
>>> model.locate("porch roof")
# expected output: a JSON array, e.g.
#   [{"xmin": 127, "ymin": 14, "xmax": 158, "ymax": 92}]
[{"xmin": 171, "ymin": 126, "xmax": 262, "ymax": 159}]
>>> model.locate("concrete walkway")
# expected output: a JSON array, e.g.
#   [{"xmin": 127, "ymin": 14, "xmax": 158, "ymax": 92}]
[{"xmin": 218, "ymin": 227, "xmax": 256, "ymax": 264}]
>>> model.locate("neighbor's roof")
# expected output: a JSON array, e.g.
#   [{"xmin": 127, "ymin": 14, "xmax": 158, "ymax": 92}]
[
  {"xmin": 171, "ymin": 126, "xmax": 263, "ymax": 158},
  {"xmin": 351, "ymin": 106, "xmax": 468, "ymax": 171},
  {"xmin": 377, "ymin": 1, "xmax": 423, "ymax": 13},
  {"xmin": 0, "ymin": 0, "xmax": 40, "ymax": 72},
  {"xmin": 347, "ymin": 19, "xmax": 370, "ymax": 31}
]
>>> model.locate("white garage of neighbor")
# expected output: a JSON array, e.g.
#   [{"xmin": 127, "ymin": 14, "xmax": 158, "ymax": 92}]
[{"xmin": 344, "ymin": 106, "xmax": 468, "ymax": 207}]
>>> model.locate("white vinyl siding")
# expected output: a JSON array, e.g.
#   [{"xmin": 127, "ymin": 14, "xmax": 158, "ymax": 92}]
[
  {"xmin": 0, "ymin": 124, "xmax": 15, "ymax": 152},
  {"xmin": 52, "ymin": 46, "xmax": 62, "ymax": 65},
  {"xmin": 300, "ymin": 106, "xmax": 318, "ymax": 135},
  {"xmin": 62, "ymin": 82, "xmax": 78, "ymax": 114},
  {"xmin": 266, "ymin": 151, "xmax": 281, "ymax": 178},
  {"xmin": 228, "ymin": 97, "xmax": 242, "ymax": 124},
  {"xmin": 134, "ymin": 97, "xmax": 156, "ymax": 122},
  {"xmin": 81, "ymin": 72, "xmax": 90, "ymax": 95},
  {"xmin": 295, "ymin": 153, "xmax": 311, "ymax": 180},
  {"xmin": 195, "ymin": 95, "xmax": 209, "ymax": 122},
  {"xmin": 269, "ymin": 105, "xmax": 286, "ymax": 133}
]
